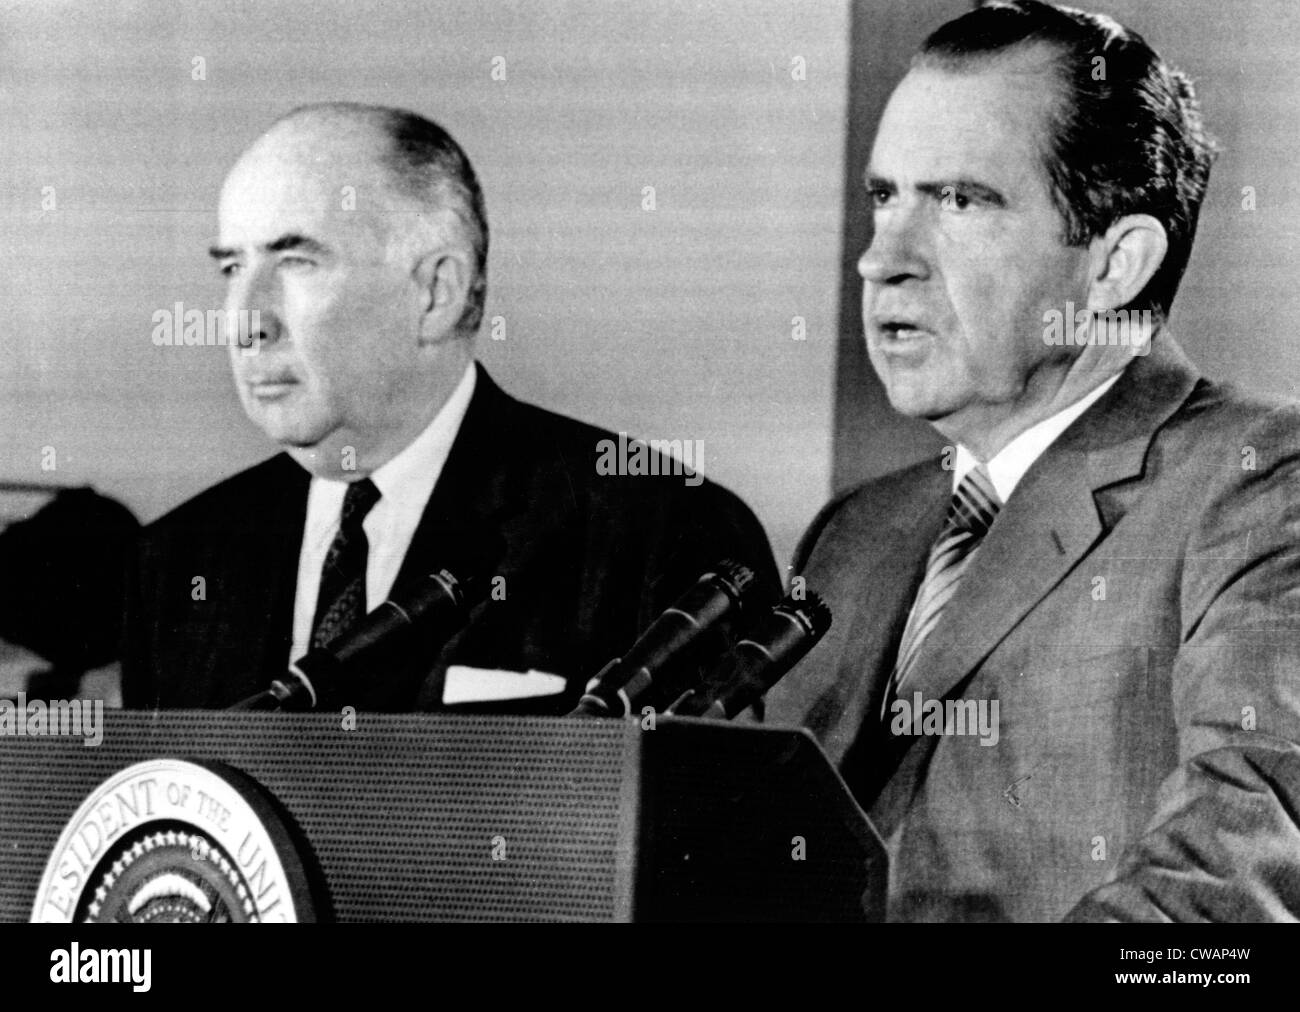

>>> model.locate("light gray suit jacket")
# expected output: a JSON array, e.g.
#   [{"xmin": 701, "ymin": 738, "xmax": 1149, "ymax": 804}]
[{"xmin": 767, "ymin": 337, "xmax": 1300, "ymax": 921}]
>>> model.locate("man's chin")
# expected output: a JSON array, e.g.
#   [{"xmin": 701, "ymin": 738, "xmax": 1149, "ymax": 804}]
[
  {"xmin": 255, "ymin": 424, "xmax": 319, "ymax": 449},
  {"xmin": 277, "ymin": 430, "xmax": 325, "ymax": 450},
  {"xmin": 880, "ymin": 383, "xmax": 954, "ymax": 421},
  {"xmin": 283, "ymin": 444, "xmax": 338, "ymax": 475},
  {"xmin": 243, "ymin": 407, "xmax": 324, "ymax": 449},
  {"xmin": 249, "ymin": 418, "xmax": 333, "ymax": 458},
  {"xmin": 872, "ymin": 357, "xmax": 946, "ymax": 417}
]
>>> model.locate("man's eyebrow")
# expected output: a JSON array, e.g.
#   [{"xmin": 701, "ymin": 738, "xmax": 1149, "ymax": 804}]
[
  {"xmin": 864, "ymin": 172, "xmax": 896, "ymax": 194},
  {"xmin": 865, "ymin": 170, "xmax": 1007, "ymax": 208},
  {"xmin": 207, "ymin": 234, "xmax": 331, "ymax": 260},
  {"xmin": 916, "ymin": 178, "xmax": 1007, "ymax": 207},
  {"xmin": 266, "ymin": 233, "xmax": 330, "ymax": 256}
]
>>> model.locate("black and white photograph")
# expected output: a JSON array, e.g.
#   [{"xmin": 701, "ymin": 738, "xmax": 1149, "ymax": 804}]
[{"xmin": 0, "ymin": 0, "xmax": 1297, "ymax": 985}]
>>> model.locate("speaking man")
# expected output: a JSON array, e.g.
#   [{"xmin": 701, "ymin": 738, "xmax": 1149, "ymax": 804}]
[
  {"xmin": 123, "ymin": 103, "xmax": 778, "ymax": 714},
  {"xmin": 767, "ymin": 1, "xmax": 1300, "ymax": 921}
]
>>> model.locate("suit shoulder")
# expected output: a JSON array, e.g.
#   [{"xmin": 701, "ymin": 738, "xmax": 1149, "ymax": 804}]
[
  {"xmin": 499, "ymin": 393, "xmax": 617, "ymax": 459},
  {"xmin": 496, "ymin": 385, "xmax": 776, "ymax": 584},
  {"xmin": 807, "ymin": 458, "xmax": 942, "ymax": 534},
  {"xmin": 143, "ymin": 454, "xmax": 303, "ymax": 538},
  {"xmin": 793, "ymin": 458, "xmax": 944, "ymax": 571},
  {"xmin": 501, "ymin": 389, "xmax": 755, "ymax": 512},
  {"xmin": 1165, "ymin": 377, "xmax": 1300, "ymax": 460},
  {"xmin": 1178, "ymin": 374, "xmax": 1299, "ymax": 427}
]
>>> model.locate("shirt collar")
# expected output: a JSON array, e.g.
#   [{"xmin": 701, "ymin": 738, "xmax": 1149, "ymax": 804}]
[
  {"xmin": 303, "ymin": 360, "xmax": 477, "ymax": 544},
  {"xmin": 368, "ymin": 359, "xmax": 477, "ymax": 510},
  {"xmin": 953, "ymin": 370, "xmax": 1123, "ymax": 502}
]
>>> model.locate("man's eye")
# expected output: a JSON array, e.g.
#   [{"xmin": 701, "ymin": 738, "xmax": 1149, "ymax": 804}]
[
  {"xmin": 279, "ymin": 255, "xmax": 315, "ymax": 269},
  {"xmin": 869, "ymin": 187, "xmax": 893, "ymax": 208},
  {"xmin": 219, "ymin": 263, "xmax": 241, "ymax": 277},
  {"xmin": 941, "ymin": 187, "xmax": 971, "ymax": 211}
]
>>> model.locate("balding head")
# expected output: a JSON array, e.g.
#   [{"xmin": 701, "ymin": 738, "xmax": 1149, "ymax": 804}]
[
  {"xmin": 227, "ymin": 103, "xmax": 488, "ymax": 332},
  {"xmin": 214, "ymin": 103, "xmax": 486, "ymax": 478}
]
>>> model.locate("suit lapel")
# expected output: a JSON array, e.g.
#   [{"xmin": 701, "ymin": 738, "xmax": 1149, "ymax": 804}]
[
  {"xmin": 900, "ymin": 337, "xmax": 1202, "ymax": 708},
  {"xmin": 800, "ymin": 462, "xmax": 951, "ymax": 768},
  {"xmin": 900, "ymin": 459, "xmax": 1103, "ymax": 706},
  {"xmin": 851, "ymin": 469, "xmax": 951, "ymax": 720},
  {"xmin": 392, "ymin": 363, "xmax": 524, "ymax": 596},
  {"xmin": 207, "ymin": 455, "xmax": 308, "ymax": 694},
  {"xmin": 258, "ymin": 464, "xmax": 309, "ymax": 678}
]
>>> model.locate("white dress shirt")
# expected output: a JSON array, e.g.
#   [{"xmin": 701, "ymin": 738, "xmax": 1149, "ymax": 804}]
[
  {"xmin": 952, "ymin": 372, "xmax": 1123, "ymax": 502},
  {"xmin": 290, "ymin": 361, "xmax": 477, "ymax": 664}
]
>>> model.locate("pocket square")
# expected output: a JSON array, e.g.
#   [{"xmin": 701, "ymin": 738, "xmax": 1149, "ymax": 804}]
[{"xmin": 442, "ymin": 665, "xmax": 568, "ymax": 705}]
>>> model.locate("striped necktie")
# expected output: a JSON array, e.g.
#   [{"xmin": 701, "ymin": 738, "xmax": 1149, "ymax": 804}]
[
  {"xmin": 880, "ymin": 464, "xmax": 1002, "ymax": 721},
  {"xmin": 310, "ymin": 477, "xmax": 382, "ymax": 651}
]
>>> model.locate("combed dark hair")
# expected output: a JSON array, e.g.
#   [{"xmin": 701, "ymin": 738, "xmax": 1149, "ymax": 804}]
[
  {"xmin": 917, "ymin": 1, "xmax": 1217, "ymax": 321},
  {"xmin": 279, "ymin": 102, "xmax": 489, "ymax": 334},
  {"xmin": 380, "ymin": 107, "xmax": 489, "ymax": 333}
]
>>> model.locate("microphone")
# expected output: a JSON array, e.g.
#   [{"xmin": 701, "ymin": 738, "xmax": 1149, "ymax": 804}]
[
  {"xmin": 667, "ymin": 591, "xmax": 831, "ymax": 720},
  {"xmin": 569, "ymin": 560, "xmax": 758, "ymax": 718},
  {"xmin": 230, "ymin": 567, "xmax": 478, "ymax": 712}
]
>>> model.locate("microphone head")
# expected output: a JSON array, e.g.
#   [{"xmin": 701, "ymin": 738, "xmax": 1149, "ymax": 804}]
[
  {"xmin": 668, "ymin": 588, "xmax": 833, "ymax": 720},
  {"xmin": 570, "ymin": 559, "xmax": 763, "ymax": 717},
  {"xmin": 781, "ymin": 590, "xmax": 831, "ymax": 639},
  {"xmin": 399, "ymin": 528, "xmax": 507, "ymax": 611},
  {"xmin": 709, "ymin": 559, "xmax": 756, "ymax": 607}
]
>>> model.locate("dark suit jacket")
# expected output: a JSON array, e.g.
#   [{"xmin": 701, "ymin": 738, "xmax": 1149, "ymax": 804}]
[
  {"xmin": 766, "ymin": 337, "xmax": 1300, "ymax": 922},
  {"xmin": 123, "ymin": 364, "xmax": 779, "ymax": 714}
]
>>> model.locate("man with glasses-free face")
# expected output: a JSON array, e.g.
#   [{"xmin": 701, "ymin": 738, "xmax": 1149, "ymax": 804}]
[{"xmin": 768, "ymin": 1, "xmax": 1300, "ymax": 922}]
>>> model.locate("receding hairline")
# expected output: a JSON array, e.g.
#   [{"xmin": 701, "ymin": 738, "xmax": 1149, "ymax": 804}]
[
  {"xmin": 226, "ymin": 104, "xmax": 476, "ymax": 253},
  {"xmin": 905, "ymin": 41, "xmax": 1071, "ymax": 127},
  {"xmin": 236, "ymin": 105, "xmax": 409, "ymax": 191},
  {"xmin": 273, "ymin": 100, "xmax": 399, "ymax": 130},
  {"xmin": 896, "ymin": 42, "xmax": 1074, "ymax": 215},
  {"xmin": 911, "ymin": 36, "xmax": 1070, "ymax": 93}
]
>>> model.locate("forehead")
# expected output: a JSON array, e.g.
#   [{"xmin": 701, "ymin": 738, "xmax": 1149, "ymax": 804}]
[
  {"xmin": 871, "ymin": 56, "xmax": 1060, "ymax": 198},
  {"xmin": 217, "ymin": 125, "xmax": 394, "ymax": 249}
]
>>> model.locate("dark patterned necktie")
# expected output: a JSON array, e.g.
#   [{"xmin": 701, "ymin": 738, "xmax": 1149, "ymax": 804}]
[
  {"xmin": 880, "ymin": 464, "xmax": 1001, "ymax": 721},
  {"xmin": 310, "ymin": 477, "xmax": 382, "ymax": 651}
]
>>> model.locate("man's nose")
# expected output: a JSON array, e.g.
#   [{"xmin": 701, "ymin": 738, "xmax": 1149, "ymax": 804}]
[
  {"xmin": 226, "ymin": 266, "xmax": 283, "ymax": 346},
  {"xmin": 858, "ymin": 207, "xmax": 931, "ymax": 285}
]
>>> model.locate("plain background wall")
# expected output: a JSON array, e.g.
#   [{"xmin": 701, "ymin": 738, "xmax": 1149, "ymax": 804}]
[
  {"xmin": 4, "ymin": 0, "xmax": 1298, "ymax": 571},
  {"xmin": 834, "ymin": 0, "xmax": 1300, "ymax": 489},
  {"xmin": 0, "ymin": 0, "xmax": 849, "ymax": 570}
]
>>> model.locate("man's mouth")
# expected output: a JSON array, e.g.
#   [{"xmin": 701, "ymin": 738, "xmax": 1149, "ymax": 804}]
[
  {"xmin": 247, "ymin": 376, "xmax": 299, "ymax": 400},
  {"xmin": 873, "ymin": 318, "xmax": 933, "ymax": 343}
]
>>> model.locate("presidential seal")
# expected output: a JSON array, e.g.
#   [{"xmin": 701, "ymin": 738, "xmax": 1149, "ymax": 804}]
[{"xmin": 31, "ymin": 758, "xmax": 315, "ymax": 923}]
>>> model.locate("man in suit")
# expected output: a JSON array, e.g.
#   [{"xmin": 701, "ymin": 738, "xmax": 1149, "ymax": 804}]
[
  {"xmin": 123, "ymin": 102, "xmax": 778, "ymax": 714},
  {"xmin": 766, "ymin": 1, "xmax": 1300, "ymax": 921}
]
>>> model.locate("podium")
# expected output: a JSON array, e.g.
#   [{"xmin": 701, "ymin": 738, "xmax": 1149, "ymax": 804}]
[{"xmin": 0, "ymin": 711, "xmax": 885, "ymax": 922}]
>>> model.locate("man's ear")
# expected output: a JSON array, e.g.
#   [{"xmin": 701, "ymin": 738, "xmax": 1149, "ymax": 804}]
[
  {"xmin": 1085, "ymin": 214, "xmax": 1168, "ymax": 312},
  {"xmin": 412, "ymin": 248, "xmax": 472, "ymax": 345}
]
